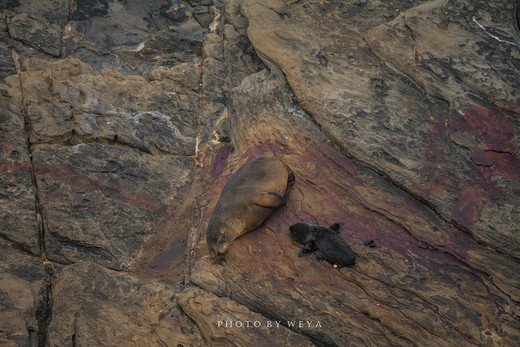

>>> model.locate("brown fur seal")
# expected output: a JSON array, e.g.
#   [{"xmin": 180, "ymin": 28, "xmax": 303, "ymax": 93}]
[{"xmin": 206, "ymin": 157, "xmax": 295, "ymax": 255}]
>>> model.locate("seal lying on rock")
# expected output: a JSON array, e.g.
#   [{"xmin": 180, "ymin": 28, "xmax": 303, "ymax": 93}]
[
  {"xmin": 289, "ymin": 222, "xmax": 356, "ymax": 267},
  {"xmin": 207, "ymin": 157, "xmax": 295, "ymax": 255}
]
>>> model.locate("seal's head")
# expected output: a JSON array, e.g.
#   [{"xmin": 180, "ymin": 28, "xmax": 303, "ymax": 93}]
[
  {"xmin": 289, "ymin": 223, "xmax": 316, "ymax": 243},
  {"xmin": 206, "ymin": 221, "xmax": 229, "ymax": 255}
]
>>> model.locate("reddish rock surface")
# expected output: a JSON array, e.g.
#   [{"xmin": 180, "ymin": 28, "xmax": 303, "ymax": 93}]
[{"xmin": 0, "ymin": 0, "xmax": 519, "ymax": 346}]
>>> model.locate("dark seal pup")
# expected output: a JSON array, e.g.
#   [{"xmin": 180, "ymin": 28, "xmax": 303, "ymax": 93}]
[
  {"xmin": 289, "ymin": 222, "xmax": 356, "ymax": 267},
  {"xmin": 207, "ymin": 157, "xmax": 295, "ymax": 255}
]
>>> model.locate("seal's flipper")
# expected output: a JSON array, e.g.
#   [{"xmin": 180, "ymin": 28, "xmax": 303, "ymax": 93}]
[
  {"xmin": 253, "ymin": 191, "xmax": 287, "ymax": 209},
  {"xmin": 286, "ymin": 171, "xmax": 295, "ymax": 192},
  {"xmin": 298, "ymin": 242, "xmax": 317, "ymax": 257},
  {"xmin": 329, "ymin": 222, "xmax": 345, "ymax": 233},
  {"xmin": 279, "ymin": 189, "xmax": 291, "ymax": 206}
]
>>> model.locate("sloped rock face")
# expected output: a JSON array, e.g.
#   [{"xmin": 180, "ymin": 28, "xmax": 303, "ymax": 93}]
[
  {"xmin": 190, "ymin": 68, "xmax": 520, "ymax": 346},
  {"xmin": 242, "ymin": 0, "xmax": 520, "ymax": 260},
  {"xmin": 0, "ymin": 239, "xmax": 49, "ymax": 346},
  {"xmin": 47, "ymin": 262, "xmax": 203, "ymax": 346},
  {"xmin": 2, "ymin": 57, "xmax": 197, "ymax": 271},
  {"xmin": 178, "ymin": 286, "xmax": 314, "ymax": 346},
  {"xmin": 1, "ymin": 0, "xmax": 519, "ymax": 346}
]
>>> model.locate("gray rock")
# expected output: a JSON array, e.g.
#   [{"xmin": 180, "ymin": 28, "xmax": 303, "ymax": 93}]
[
  {"xmin": 192, "ymin": 6, "xmax": 214, "ymax": 28},
  {"xmin": 7, "ymin": 13, "xmax": 61, "ymax": 57}
]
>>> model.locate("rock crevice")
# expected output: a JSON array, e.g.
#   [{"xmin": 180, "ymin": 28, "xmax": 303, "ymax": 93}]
[{"xmin": 11, "ymin": 46, "xmax": 48, "ymax": 260}]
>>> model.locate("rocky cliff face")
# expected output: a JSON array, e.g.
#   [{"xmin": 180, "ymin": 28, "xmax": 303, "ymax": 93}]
[{"xmin": 1, "ymin": 0, "xmax": 519, "ymax": 346}]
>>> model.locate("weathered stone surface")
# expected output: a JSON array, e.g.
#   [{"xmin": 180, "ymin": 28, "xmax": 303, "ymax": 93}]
[
  {"xmin": 0, "ymin": 12, "xmax": 16, "ymax": 82},
  {"xmin": 0, "ymin": 0, "xmax": 519, "ymax": 346},
  {"xmin": 64, "ymin": 0, "xmax": 207, "ymax": 76},
  {"xmin": 193, "ymin": 6, "xmax": 215, "ymax": 28},
  {"xmin": 8, "ymin": 57, "xmax": 200, "ymax": 150},
  {"xmin": 240, "ymin": 0, "xmax": 520, "ymax": 260},
  {"xmin": 0, "ymin": 239, "xmax": 48, "ymax": 346},
  {"xmin": 7, "ymin": 13, "xmax": 61, "ymax": 57},
  {"xmin": 178, "ymin": 286, "xmax": 314, "ymax": 346},
  {"xmin": 47, "ymin": 262, "xmax": 203, "ymax": 346},
  {"xmin": 1, "ymin": 57, "xmax": 198, "ymax": 271},
  {"xmin": 7, "ymin": 0, "xmax": 69, "ymax": 25},
  {"xmin": 2, "ymin": 0, "xmax": 207, "ymax": 78},
  {"xmin": 0, "ymin": 85, "xmax": 39, "ymax": 254},
  {"xmin": 365, "ymin": 0, "xmax": 520, "ymax": 259},
  {"xmin": 33, "ymin": 142, "xmax": 193, "ymax": 270},
  {"xmin": 190, "ymin": 67, "xmax": 520, "ymax": 346}
]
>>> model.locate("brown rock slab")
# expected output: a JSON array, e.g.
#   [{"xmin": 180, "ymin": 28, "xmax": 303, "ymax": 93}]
[
  {"xmin": 47, "ymin": 262, "xmax": 203, "ymax": 346},
  {"xmin": 5, "ymin": 57, "xmax": 199, "ymax": 154},
  {"xmin": 0, "ymin": 0, "xmax": 519, "ymax": 346},
  {"xmin": 178, "ymin": 286, "xmax": 314, "ymax": 346},
  {"xmin": 64, "ymin": 0, "xmax": 207, "ymax": 76},
  {"xmin": 4, "ymin": 0, "xmax": 207, "ymax": 77},
  {"xmin": 33, "ymin": 142, "xmax": 193, "ymax": 270},
  {"xmin": 1, "ymin": 57, "xmax": 199, "ymax": 271},
  {"xmin": 365, "ymin": 0, "xmax": 520, "ymax": 259},
  {"xmin": 0, "ymin": 239, "xmax": 48, "ymax": 346},
  {"xmin": 0, "ymin": 87, "xmax": 39, "ymax": 254},
  {"xmin": 239, "ymin": 0, "xmax": 520, "ymax": 260},
  {"xmin": 366, "ymin": 0, "xmax": 520, "ymax": 106},
  {"xmin": 190, "ymin": 69, "xmax": 520, "ymax": 346}
]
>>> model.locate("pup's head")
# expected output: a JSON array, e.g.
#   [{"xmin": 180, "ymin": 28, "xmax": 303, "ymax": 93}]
[{"xmin": 289, "ymin": 223, "xmax": 316, "ymax": 243}]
